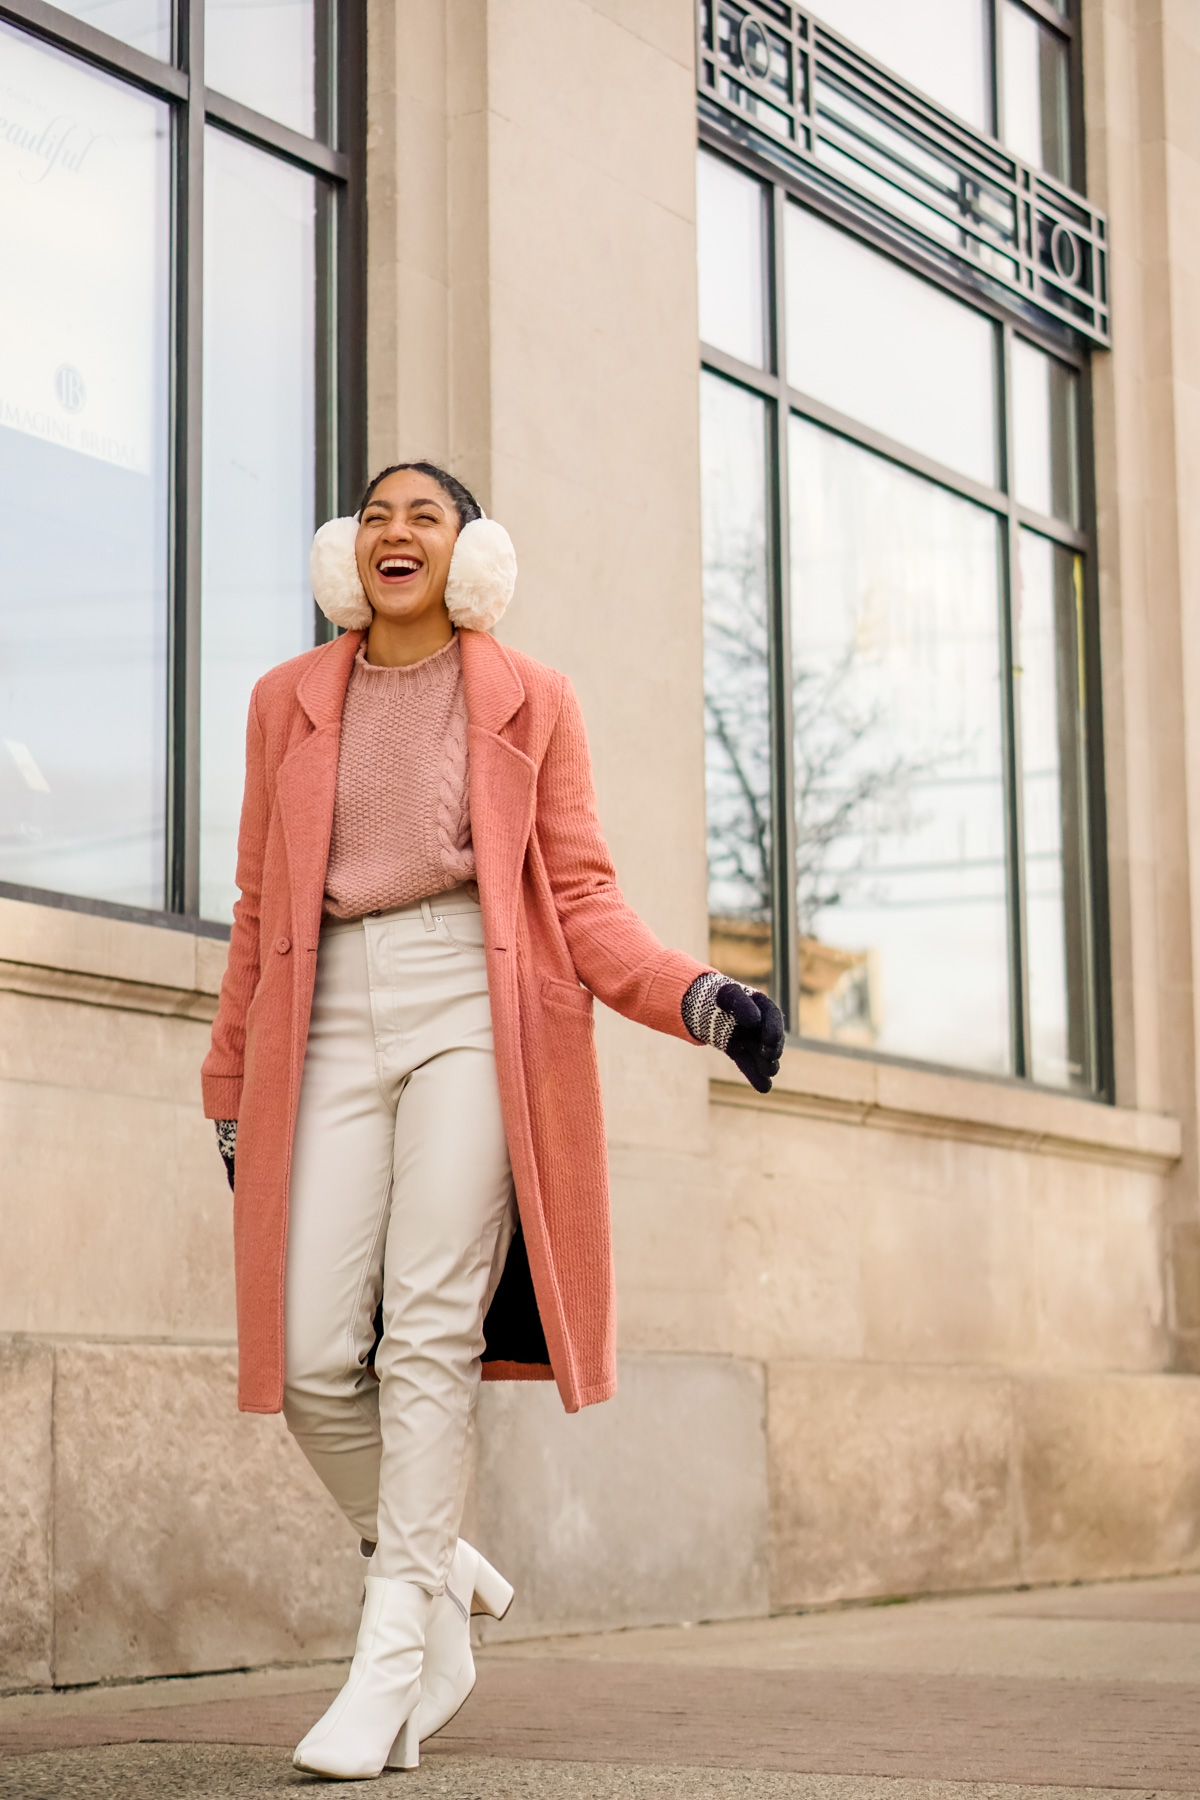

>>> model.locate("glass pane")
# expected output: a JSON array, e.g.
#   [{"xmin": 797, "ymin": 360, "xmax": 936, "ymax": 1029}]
[
  {"xmin": 0, "ymin": 25, "xmax": 169, "ymax": 908},
  {"xmin": 697, "ymin": 149, "xmax": 767, "ymax": 369},
  {"xmin": 206, "ymin": 0, "xmax": 315, "ymax": 137},
  {"xmin": 812, "ymin": 0, "xmax": 990, "ymax": 130},
  {"xmin": 201, "ymin": 131, "xmax": 317, "ymax": 922},
  {"xmin": 1011, "ymin": 336, "xmax": 1079, "ymax": 524},
  {"xmin": 1001, "ymin": 0, "xmax": 1071, "ymax": 182},
  {"xmin": 49, "ymin": 0, "xmax": 170, "ymax": 60},
  {"xmin": 701, "ymin": 373, "xmax": 775, "ymax": 993},
  {"xmin": 790, "ymin": 417, "xmax": 1010, "ymax": 1073},
  {"xmin": 1018, "ymin": 532, "xmax": 1092, "ymax": 1090},
  {"xmin": 786, "ymin": 204, "xmax": 998, "ymax": 486}
]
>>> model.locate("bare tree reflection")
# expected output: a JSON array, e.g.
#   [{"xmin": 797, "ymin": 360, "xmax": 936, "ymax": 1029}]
[{"xmin": 704, "ymin": 541, "xmax": 953, "ymax": 1026}]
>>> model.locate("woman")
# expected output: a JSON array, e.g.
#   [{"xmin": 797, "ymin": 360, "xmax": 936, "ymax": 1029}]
[{"xmin": 202, "ymin": 461, "xmax": 783, "ymax": 1779}]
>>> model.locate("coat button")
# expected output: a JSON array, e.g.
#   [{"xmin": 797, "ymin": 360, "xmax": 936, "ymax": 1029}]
[{"xmin": 276, "ymin": 936, "xmax": 291, "ymax": 954}]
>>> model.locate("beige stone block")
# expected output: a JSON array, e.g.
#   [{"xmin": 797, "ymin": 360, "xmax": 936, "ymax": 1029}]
[
  {"xmin": 590, "ymin": 0, "xmax": 694, "ymax": 69},
  {"xmin": 488, "ymin": 0, "xmax": 697, "ymax": 216},
  {"xmin": 755, "ymin": 1105, "xmax": 862, "ymax": 1186},
  {"xmin": 445, "ymin": 0, "xmax": 487, "ymax": 117},
  {"xmin": 860, "ymin": 1159, "xmax": 1034, "ymax": 1366},
  {"xmin": 1162, "ymin": 84, "xmax": 1200, "ymax": 220},
  {"xmin": 611, "ymin": 1153, "xmax": 727, "ymax": 1290},
  {"xmin": 768, "ymin": 1363, "xmax": 1018, "ymax": 1607},
  {"xmin": 1016, "ymin": 1372, "xmax": 1200, "ymax": 1583},
  {"xmin": 612, "ymin": 1162, "xmax": 729, "ymax": 1356},
  {"xmin": 599, "ymin": 1008, "xmax": 712, "ymax": 1156},
  {"xmin": 1028, "ymin": 1162, "xmax": 1166, "ymax": 1370},
  {"xmin": 194, "ymin": 934, "xmax": 228, "ymax": 998},
  {"xmin": 0, "ymin": 1076, "xmax": 233, "ymax": 1340},
  {"xmin": 768, "ymin": 1044, "xmax": 878, "ymax": 1111},
  {"xmin": 52, "ymin": 1344, "xmax": 360, "ymax": 1686},
  {"xmin": 1168, "ymin": 1219, "xmax": 1200, "ymax": 1338},
  {"xmin": 726, "ymin": 1167, "xmax": 865, "ymax": 1363},
  {"xmin": 0, "ymin": 1339, "xmax": 53, "ymax": 1688},
  {"xmin": 0, "ymin": 898, "xmax": 199, "ymax": 993},
  {"xmin": 491, "ymin": 292, "xmax": 699, "ymax": 506},
  {"xmin": 473, "ymin": 1352, "xmax": 768, "ymax": 1638},
  {"xmin": 0, "ymin": 989, "xmax": 210, "ymax": 1105}
]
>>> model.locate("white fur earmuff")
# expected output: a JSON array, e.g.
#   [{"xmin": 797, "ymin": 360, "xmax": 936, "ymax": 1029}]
[
  {"xmin": 310, "ymin": 510, "xmax": 517, "ymax": 632},
  {"xmin": 310, "ymin": 515, "xmax": 370, "ymax": 629}
]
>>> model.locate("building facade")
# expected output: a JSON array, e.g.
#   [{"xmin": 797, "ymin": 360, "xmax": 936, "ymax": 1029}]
[{"xmin": 2, "ymin": 0, "xmax": 1199, "ymax": 1689}]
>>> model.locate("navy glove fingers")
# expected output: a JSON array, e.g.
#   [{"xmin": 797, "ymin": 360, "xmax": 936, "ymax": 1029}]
[
  {"xmin": 714, "ymin": 981, "xmax": 763, "ymax": 1030},
  {"xmin": 730, "ymin": 1046, "xmax": 774, "ymax": 1094},
  {"xmin": 753, "ymin": 992, "xmax": 786, "ymax": 1059},
  {"xmin": 682, "ymin": 973, "xmax": 784, "ymax": 1094}
]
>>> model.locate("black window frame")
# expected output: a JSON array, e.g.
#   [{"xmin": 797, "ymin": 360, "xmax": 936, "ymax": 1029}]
[
  {"xmin": 698, "ymin": 0, "xmax": 1113, "ymax": 1100},
  {"xmin": 0, "ymin": 0, "xmax": 367, "ymax": 939}
]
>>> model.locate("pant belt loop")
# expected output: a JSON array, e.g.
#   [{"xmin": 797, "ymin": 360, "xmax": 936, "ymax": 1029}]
[{"xmin": 420, "ymin": 899, "xmax": 435, "ymax": 933}]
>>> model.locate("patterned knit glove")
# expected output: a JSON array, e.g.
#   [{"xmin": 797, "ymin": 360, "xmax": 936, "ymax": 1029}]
[
  {"xmin": 682, "ymin": 973, "xmax": 785, "ymax": 1095},
  {"xmin": 215, "ymin": 1119, "xmax": 237, "ymax": 1192}
]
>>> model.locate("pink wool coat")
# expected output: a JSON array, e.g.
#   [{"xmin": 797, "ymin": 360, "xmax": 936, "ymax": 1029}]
[{"xmin": 202, "ymin": 626, "xmax": 709, "ymax": 1415}]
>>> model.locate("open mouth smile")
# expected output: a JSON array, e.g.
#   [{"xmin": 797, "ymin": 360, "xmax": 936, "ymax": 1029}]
[{"xmin": 377, "ymin": 557, "xmax": 422, "ymax": 584}]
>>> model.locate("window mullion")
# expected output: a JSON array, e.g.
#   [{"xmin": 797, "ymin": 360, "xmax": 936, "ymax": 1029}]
[
  {"xmin": 334, "ymin": 0, "xmax": 367, "ymax": 517},
  {"xmin": 313, "ymin": 3, "xmax": 337, "ymax": 644},
  {"xmin": 769, "ymin": 182, "xmax": 799, "ymax": 1033},
  {"xmin": 167, "ymin": 0, "xmax": 203, "ymax": 914},
  {"xmin": 999, "ymin": 322, "xmax": 1031, "ymax": 1077}
]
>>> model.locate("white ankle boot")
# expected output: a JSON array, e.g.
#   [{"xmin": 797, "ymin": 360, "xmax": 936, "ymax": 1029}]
[
  {"xmin": 294, "ymin": 1575, "xmax": 432, "ymax": 1778},
  {"xmin": 413, "ymin": 1539, "xmax": 514, "ymax": 1744}
]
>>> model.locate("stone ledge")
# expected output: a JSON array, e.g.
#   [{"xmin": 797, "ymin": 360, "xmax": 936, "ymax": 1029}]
[
  {"xmin": 708, "ymin": 1045, "xmax": 1182, "ymax": 1174},
  {"xmin": 0, "ymin": 897, "xmax": 227, "ymax": 1020}
]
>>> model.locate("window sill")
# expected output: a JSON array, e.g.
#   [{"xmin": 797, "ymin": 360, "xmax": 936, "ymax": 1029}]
[
  {"xmin": 0, "ymin": 895, "xmax": 226, "ymax": 1023},
  {"xmin": 707, "ymin": 1044, "xmax": 1182, "ymax": 1174}
]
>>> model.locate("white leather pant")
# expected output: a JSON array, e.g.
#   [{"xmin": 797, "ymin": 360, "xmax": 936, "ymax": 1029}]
[{"xmin": 282, "ymin": 891, "xmax": 516, "ymax": 1590}]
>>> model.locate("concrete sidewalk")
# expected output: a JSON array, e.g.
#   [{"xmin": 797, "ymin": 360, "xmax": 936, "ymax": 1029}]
[{"xmin": 3, "ymin": 1570, "xmax": 1200, "ymax": 1798}]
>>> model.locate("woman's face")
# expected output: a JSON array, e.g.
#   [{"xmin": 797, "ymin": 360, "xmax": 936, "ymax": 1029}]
[{"xmin": 354, "ymin": 469, "xmax": 460, "ymax": 626}]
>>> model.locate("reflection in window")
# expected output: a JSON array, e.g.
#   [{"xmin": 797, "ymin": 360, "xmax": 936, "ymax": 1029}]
[
  {"xmin": 200, "ymin": 131, "xmax": 317, "ymax": 923},
  {"xmin": 697, "ymin": 150, "xmax": 767, "ymax": 370},
  {"xmin": 1001, "ymin": 0, "xmax": 1071, "ymax": 182},
  {"xmin": 0, "ymin": 26, "xmax": 169, "ymax": 907},
  {"xmin": 206, "ymin": 0, "xmax": 316, "ymax": 136},
  {"xmin": 701, "ymin": 373, "xmax": 774, "ymax": 995},
  {"xmin": 785, "ymin": 205, "xmax": 998, "ymax": 485},
  {"xmin": 1018, "ymin": 532, "xmax": 1092, "ymax": 1089},
  {"xmin": 50, "ymin": 0, "xmax": 171, "ymax": 60},
  {"xmin": 1011, "ymin": 336, "xmax": 1079, "ymax": 525},
  {"xmin": 789, "ymin": 419, "xmax": 1010, "ymax": 1073},
  {"xmin": 812, "ymin": 0, "xmax": 990, "ymax": 130}
]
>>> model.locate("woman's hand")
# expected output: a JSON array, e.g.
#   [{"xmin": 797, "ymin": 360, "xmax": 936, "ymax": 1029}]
[
  {"xmin": 682, "ymin": 973, "xmax": 785, "ymax": 1094},
  {"xmin": 215, "ymin": 1119, "xmax": 238, "ymax": 1192}
]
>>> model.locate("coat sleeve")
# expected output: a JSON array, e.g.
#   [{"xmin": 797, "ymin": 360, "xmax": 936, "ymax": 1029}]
[
  {"xmin": 201, "ymin": 685, "xmax": 269, "ymax": 1119},
  {"xmin": 536, "ymin": 675, "xmax": 711, "ymax": 1042}
]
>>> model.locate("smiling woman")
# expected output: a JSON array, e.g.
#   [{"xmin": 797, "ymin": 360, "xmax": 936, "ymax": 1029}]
[
  {"xmin": 356, "ymin": 465, "xmax": 481, "ymax": 666},
  {"xmin": 200, "ymin": 458, "xmax": 784, "ymax": 1778}
]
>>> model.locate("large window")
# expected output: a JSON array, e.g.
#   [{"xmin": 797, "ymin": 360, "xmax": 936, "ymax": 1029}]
[
  {"xmin": 0, "ymin": 2, "xmax": 364, "ymax": 926},
  {"xmin": 698, "ymin": 2, "xmax": 1105, "ymax": 1095}
]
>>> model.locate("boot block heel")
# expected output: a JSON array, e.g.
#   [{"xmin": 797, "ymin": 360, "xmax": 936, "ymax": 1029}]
[
  {"xmin": 387, "ymin": 1708, "xmax": 420, "ymax": 1770},
  {"xmin": 472, "ymin": 1553, "xmax": 514, "ymax": 1621}
]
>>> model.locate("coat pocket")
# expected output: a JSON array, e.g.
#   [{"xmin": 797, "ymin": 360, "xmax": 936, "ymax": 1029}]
[{"xmin": 540, "ymin": 975, "xmax": 594, "ymax": 1015}]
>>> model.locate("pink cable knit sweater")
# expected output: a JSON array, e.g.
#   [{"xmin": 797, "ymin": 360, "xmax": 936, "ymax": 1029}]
[{"xmin": 322, "ymin": 633, "xmax": 475, "ymax": 919}]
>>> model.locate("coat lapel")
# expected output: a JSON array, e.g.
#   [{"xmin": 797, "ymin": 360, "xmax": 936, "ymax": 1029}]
[
  {"xmin": 276, "ymin": 630, "xmax": 362, "ymax": 948},
  {"xmin": 461, "ymin": 629, "xmax": 536, "ymax": 945}
]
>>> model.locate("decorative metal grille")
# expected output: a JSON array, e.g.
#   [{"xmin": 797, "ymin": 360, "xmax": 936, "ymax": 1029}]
[{"xmin": 697, "ymin": 0, "xmax": 1109, "ymax": 346}]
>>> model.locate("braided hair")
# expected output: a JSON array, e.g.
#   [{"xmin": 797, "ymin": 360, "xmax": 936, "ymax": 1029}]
[{"xmin": 356, "ymin": 461, "xmax": 482, "ymax": 529}]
